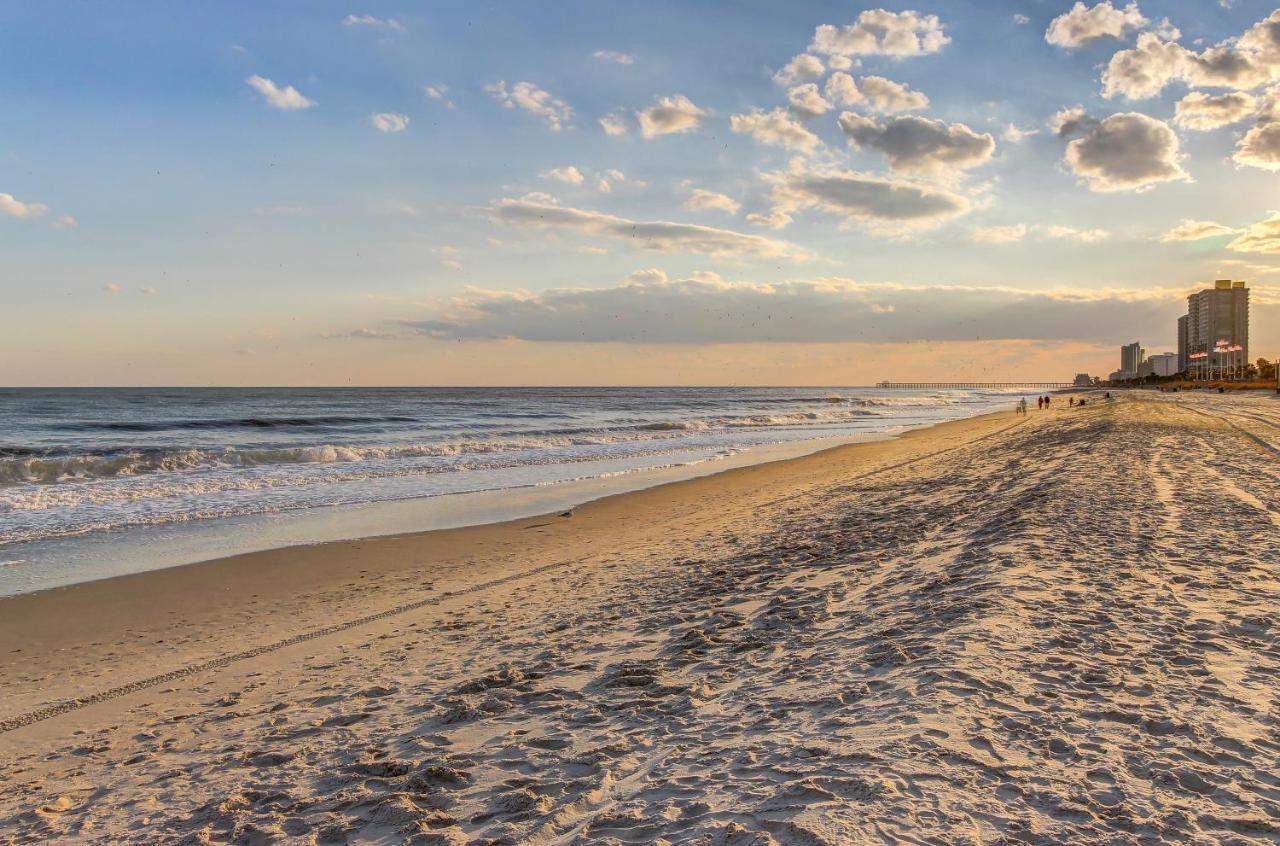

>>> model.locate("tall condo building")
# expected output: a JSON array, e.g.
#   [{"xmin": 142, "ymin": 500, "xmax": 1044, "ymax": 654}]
[
  {"xmin": 1120, "ymin": 341, "xmax": 1144, "ymax": 377},
  {"xmin": 1183, "ymin": 280, "xmax": 1249, "ymax": 379}
]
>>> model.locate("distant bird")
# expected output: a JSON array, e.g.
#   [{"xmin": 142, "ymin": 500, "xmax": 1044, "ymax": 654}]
[{"xmin": 558, "ymin": 508, "xmax": 575, "ymax": 518}]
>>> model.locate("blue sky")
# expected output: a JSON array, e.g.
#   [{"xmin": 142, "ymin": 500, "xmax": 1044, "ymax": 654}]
[{"xmin": 2, "ymin": 1, "xmax": 1278, "ymax": 384}]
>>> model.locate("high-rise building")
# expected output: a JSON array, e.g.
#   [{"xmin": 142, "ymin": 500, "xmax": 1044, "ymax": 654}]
[
  {"xmin": 1177, "ymin": 315, "xmax": 1188, "ymax": 374},
  {"xmin": 1183, "ymin": 280, "xmax": 1249, "ymax": 379},
  {"xmin": 1120, "ymin": 341, "xmax": 1144, "ymax": 378},
  {"xmin": 1148, "ymin": 352, "xmax": 1179, "ymax": 377}
]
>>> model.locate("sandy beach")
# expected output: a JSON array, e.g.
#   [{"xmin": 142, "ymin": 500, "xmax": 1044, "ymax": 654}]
[{"xmin": 3, "ymin": 391, "xmax": 1280, "ymax": 845}]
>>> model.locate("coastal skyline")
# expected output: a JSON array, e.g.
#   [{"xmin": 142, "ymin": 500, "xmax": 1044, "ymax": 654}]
[{"xmin": 4, "ymin": 1, "xmax": 1280, "ymax": 385}]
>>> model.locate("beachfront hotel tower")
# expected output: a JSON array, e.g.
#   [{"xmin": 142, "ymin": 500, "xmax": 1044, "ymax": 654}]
[{"xmin": 1181, "ymin": 280, "xmax": 1249, "ymax": 380}]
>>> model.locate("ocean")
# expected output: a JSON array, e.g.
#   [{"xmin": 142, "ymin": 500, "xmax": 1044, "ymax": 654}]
[{"xmin": 0, "ymin": 386, "xmax": 1033, "ymax": 594}]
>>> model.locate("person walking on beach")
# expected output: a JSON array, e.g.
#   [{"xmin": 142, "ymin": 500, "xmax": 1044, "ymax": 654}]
[
  {"xmin": 1037, "ymin": 396, "xmax": 1044, "ymax": 410},
  {"xmin": 1017, "ymin": 398, "xmax": 1027, "ymax": 416}
]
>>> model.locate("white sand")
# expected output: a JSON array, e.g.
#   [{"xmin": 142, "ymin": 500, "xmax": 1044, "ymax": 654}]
[{"xmin": 3, "ymin": 392, "xmax": 1279, "ymax": 844}]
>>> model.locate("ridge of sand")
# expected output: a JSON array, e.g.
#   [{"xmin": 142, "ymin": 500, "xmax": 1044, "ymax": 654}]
[{"xmin": 3, "ymin": 393, "xmax": 1280, "ymax": 845}]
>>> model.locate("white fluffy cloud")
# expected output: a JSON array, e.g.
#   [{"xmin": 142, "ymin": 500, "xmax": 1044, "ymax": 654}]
[
  {"xmin": 1227, "ymin": 212, "xmax": 1280, "ymax": 253},
  {"xmin": 1159, "ymin": 219, "xmax": 1238, "ymax": 241},
  {"xmin": 1002, "ymin": 124, "xmax": 1040, "ymax": 143},
  {"xmin": 1102, "ymin": 13, "xmax": 1280, "ymax": 101},
  {"xmin": 246, "ymin": 75, "xmax": 315, "ymax": 110},
  {"xmin": 1045, "ymin": 2, "xmax": 1147, "ymax": 49},
  {"xmin": 405, "ymin": 273, "xmax": 1192, "ymax": 344},
  {"xmin": 856, "ymin": 76, "xmax": 930, "ymax": 113},
  {"xmin": 730, "ymin": 108, "xmax": 822, "ymax": 152},
  {"xmin": 1042, "ymin": 224, "xmax": 1110, "ymax": 242},
  {"xmin": 756, "ymin": 162, "xmax": 975, "ymax": 233},
  {"xmin": 543, "ymin": 166, "xmax": 585, "ymax": 185},
  {"xmin": 685, "ymin": 188, "xmax": 741, "ymax": 214},
  {"xmin": 485, "ymin": 196, "xmax": 799, "ymax": 258},
  {"xmin": 1233, "ymin": 122, "xmax": 1280, "ymax": 171},
  {"xmin": 485, "ymin": 81, "xmax": 573, "ymax": 130},
  {"xmin": 824, "ymin": 73, "xmax": 861, "ymax": 107},
  {"xmin": 1173, "ymin": 91, "xmax": 1257, "ymax": 129},
  {"xmin": 0, "ymin": 192, "xmax": 49, "ymax": 219},
  {"xmin": 786, "ymin": 83, "xmax": 831, "ymax": 118},
  {"xmin": 773, "ymin": 54, "xmax": 825, "ymax": 86},
  {"xmin": 371, "ymin": 112, "xmax": 409, "ymax": 132},
  {"xmin": 811, "ymin": 9, "xmax": 950, "ymax": 58},
  {"xmin": 636, "ymin": 95, "xmax": 708, "ymax": 138},
  {"xmin": 592, "ymin": 50, "xmax": 634, "ymax": 65},
  {"xmin": 970, "ymin": 224, "xmax": 1027, "ymax": 243},
  {"xmin": 599, "ymin": 112, "xmax": 628, "ymax": 137},
  {"xmin": 342, "ymin": 14, "xmax": 405, "ymax": 32},
  {"xmin": 839, "ymin": 113, "xmax": 996, "ymax": 174},
  {"xmin": 423, "ymin": 84, "xmax": 453, "ymax": 108},
  {"xmin": 1060, "ymin": 111, "xmax": 1187, "ymax": 192},
  {"xmin": 821, "ymin": 74, "xmax": 927, "ymax": 113}
]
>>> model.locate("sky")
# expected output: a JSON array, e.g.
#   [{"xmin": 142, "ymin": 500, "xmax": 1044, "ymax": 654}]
[{"xmin": 2, "ymin": 0, "xmax": 1279, "ymax": 386}]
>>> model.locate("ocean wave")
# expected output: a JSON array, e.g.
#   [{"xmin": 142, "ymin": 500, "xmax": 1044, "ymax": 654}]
[
  {"xmin": 52, "ymin": 414, "xmax": 421, "ymax": 432},
  {"xmin": 0, "ymin": 410, "xmax": 888, "ymax": 486}
]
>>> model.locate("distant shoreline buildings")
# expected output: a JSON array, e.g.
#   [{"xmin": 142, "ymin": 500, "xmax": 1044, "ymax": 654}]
[{"xmin": 1106, "ymin": 280, "xmax": 1251, "ymax": 384}]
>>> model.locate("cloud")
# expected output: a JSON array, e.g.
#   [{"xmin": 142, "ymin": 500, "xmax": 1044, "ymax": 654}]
[
  {"xmin": 730, "ymin": 108, "xmax": 822, "ymax": 152},
  {"xmin": 1060, "ymin": 111, "xmax": 1187, "ymax": 192},
  {"xmin": 596, "ymin": 169, "xmax": 627, "ymax": 193},
  {"xmin": 371, "ymin": 112, "xmax": 409, "ymax": 132},
  {"xmin": 1042, "ymin": 224, "xmax": 1110, "ymax": 242},
  {"xmin": 246, "ymin": 75, "xmax": 315, "ymax": 110},
  {"xmin": 404, "ymin": 273, "xmax": 1197, "ymax": 345},
  {"xmin": 970, "ymin": 224, "xmax": 1027, "ymax": 243},
  {"xmin": 592, "ymin": 50, "xmax": 634, "ymax": 65},
  {"xmin": 825, "ymin": 73, "xmax": 861, "ymax": 107},
  {"xmin": 1173, "ymin": 91, "xmax": 1257, "ymax": 129},
  {"xmin": 773, "ymin": 54, "xmax": 825, "ymax": 87},
  {"xmin": 757, "ymin": 162, "xmax": 975, "ymax": 233},
  {"xmin": 1102, "ymin": 24, "xmax": 1279, "ymax": 100},
  {"xmin": 102, "ymin": 283, "xmax": 121, "ymax": 294},
  {"xmin": 856, "ymin": 76, "xmax": 930, "ymax": 113},
  {"xmin": 325, "ymin": 327, "xmax": 400, "ymax": 340},
  {"xmin": 52, "ymin": 215, "xmax": 77, "ymax": 229},
  {"xmin": 1158, "ymin": 219, "xmax": 1238, "ymax": 241},
  {"xmin": 1233, "ymin": 122, "xmax": 1280, "ymax": 171},
  {"xmin": 342, "ymin": 14, "xmax": 405, "ymax": 32},
  {"xmin": 543, "ymin": 166, "xmax": 585, "ymax": 185},
  {"xmin": 821, "ymin": 74, "xmax": 927, "ymax": 113},
  {"xmin": 636, "ymin": 95, "xmax": 708, "ymax": 138},
  {"xmin": 1002, "ymin": 124, "xmax": 1040, "ymax": 143},
  {"xmin": 0, "ymin": 192, "xmax": 49, "ymax": 219},
  {"xmin": 838, "ymin": 113, "xmax": 996, "ymax": 174},
  {"xmin": 599, "ymin": 111, "xmax": 629, "ymax": 137},
  {"xmin": 811, "ymin": 9, "xmax": 950, "ymax": 58},
  {"xmin": 685, "ymin": 188, "xmax": 741, "ymax": 214},
  {"xmin": 1227, "ymin": 212, "xmax": 1280, "ymax": 253},
  {"xmin": 485, "ymin": 196, "xmax": 800, "ymax": 258},
  {"xmin": 786, "ymin": 84, "xmax": 831, "ymax": 118},
  {"xmin": 423, "ymin": 84, "xmax": 454, "ymax": 108},
  {"xmin": 139, "ymin": 286, "xmax": 158, "ymax": 295},
  {"xmin": 1050, "ymin": 105, "xmax": 1100, "ymax": 139},
  {"xmin": 1239, "ymin": 9, "xmax": 1280, "ymax": 67},
  {"xmin": 1045, "ymin": 2, "xmax": 1147, "ymax": 49},
  {"xmin": 485, "ymin": 81, "xmax": 573, "ymax": 130},
  {"xmin": 1014, "ymin": 14, "xmax": 1031, "ymax": 25}
]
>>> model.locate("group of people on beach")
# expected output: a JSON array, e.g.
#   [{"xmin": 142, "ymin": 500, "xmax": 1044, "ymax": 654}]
[{"xmin": 1015, "ymin": 395, "xmax": 1055, "ymax": 415}]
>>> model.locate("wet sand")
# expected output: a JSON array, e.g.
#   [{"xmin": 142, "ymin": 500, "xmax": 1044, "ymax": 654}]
[{"xmin": 3, "ymin": 392, "xmax": 1279, "ymax": 844}]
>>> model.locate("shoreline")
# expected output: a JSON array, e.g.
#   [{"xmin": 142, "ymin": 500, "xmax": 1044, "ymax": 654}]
[
  {"xmin": 0, "ymin": 428, "xmax": 904, "ymax": 599},
  {"xmin": 0, "ymin": 407, "xmax": 1020, "ymax": 731}
]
